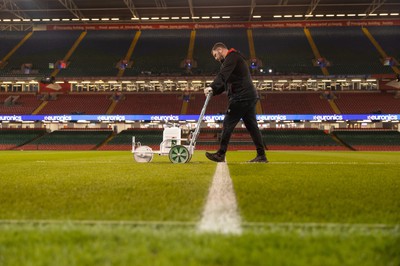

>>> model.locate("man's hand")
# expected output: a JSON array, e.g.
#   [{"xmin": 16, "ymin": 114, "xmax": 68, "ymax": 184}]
[{"xmin": 204, "ymin": 87, "xmax": 213, "ymax": 96}]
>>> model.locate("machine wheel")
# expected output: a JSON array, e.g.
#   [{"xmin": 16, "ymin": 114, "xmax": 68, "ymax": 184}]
[
  {"xmin": 168, "ymin": 145, "xmax": 190, "ymax": 164},
  {"xmin": 133, "ymin": 146, "xmax": 154, "ymax": 163}
]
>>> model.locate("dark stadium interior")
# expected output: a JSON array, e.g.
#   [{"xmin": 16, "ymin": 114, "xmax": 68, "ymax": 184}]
[{"xmin": 0, "ymin": 0, "xmax": 399, "ymax": 151}]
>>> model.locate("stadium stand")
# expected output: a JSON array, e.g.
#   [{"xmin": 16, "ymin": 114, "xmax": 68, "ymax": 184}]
[
  {"xmin": 0, "ymin": 31, "xmax": 27, "ymax": 63},
  {"xmin": 19, "ymin": 128, "xmax": 112, "ymax": 150},
  {"xmin": 259, "ymin": 92, "xmax": 333, "ymax": 114},
  {"xmin": 192, "ymin": 29, "xmax": 249, "ymax": 75},
  {"xmin": 252, "ymin": 28, "xmax": 319, "ymax": 75},
  {"xmin": 367, "ymin": 26, "xmax": 400, "ymax": 62},
  {"xmin": 58, "ymin": 30, "xmax": 136, "ymax": 77},
  {"xmin": 38, "ymin": 93, "xmax": 112, "ymax": 114},
  {"xmin": 0, "ymin": 128, "xmax": 47, "ymax": 150},
  {"xmin": 334, "ymin": 91, "xmax": 400, "ymax": 114},
  {"xmin": 309, "ymin": 27, "xmax": 390, "ymax": 75},
  {"xmin": 333, "ymin": 129, "xmax": 400, "ymax": 151},
  {"xmin": 124, "ymin": 30, "xmax": 191, "ymax": 76},
  {"xmin": 0, "ymin": 93, "xmax": 42, "ymax": 114},
  {"xmin": 1, "ymin": 31, "xmax": 81, "ymax": 77},
  {"xmin": 261, "ymin": 128, "xmax": 347, "ymax": 150},
  {"xmin": 111, "ymin": 93, "xmax": 183, "ymax": 114},
  {"xmin": 100, "ymin": 128, "xmax": 163, "ymax": 150},
  {"xmin": 186, "ymin": 93, "xmax": 228, "ymax": 115}
]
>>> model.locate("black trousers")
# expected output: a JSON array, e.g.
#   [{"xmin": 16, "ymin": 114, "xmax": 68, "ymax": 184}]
[{"xmin": 217, "ymin": 99, "xmax": 265, "ymax": 156}]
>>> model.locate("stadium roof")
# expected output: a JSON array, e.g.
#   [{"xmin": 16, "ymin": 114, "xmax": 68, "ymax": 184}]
[{"xmin": 0, "ymin": 0, "xmax": 399, "ymax": 23}]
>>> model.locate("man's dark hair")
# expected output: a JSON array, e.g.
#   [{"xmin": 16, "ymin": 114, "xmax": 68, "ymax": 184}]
[{"xmin": 211, "ymin": 42, "xmax": 227, "ymax": 53}]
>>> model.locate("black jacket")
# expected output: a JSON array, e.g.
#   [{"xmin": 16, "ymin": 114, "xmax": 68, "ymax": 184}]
[{"xmin": 210, "ymin": 49, "xmax": 258, "ymax": 103}]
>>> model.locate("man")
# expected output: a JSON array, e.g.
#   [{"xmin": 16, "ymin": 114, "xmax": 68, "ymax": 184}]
[{"xmin": 204, "ymin": 42, "xmax": 267, "ymax": 163}]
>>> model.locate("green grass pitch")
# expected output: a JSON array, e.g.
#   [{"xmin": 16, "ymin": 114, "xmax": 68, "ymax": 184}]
[{"xmin": 0, "ymin": 150, "xmax": 399, "ymax": 265}]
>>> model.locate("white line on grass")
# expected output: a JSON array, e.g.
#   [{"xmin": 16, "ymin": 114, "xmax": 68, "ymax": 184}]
[{"xmin": 197, "ymin": 162, "xmax": 242, "ymax": 235}]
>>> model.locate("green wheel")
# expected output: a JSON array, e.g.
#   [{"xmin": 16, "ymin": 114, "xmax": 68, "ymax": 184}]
[{"xmin": 169, "ymin": 145, "xmax": 190, "ymax": 164}]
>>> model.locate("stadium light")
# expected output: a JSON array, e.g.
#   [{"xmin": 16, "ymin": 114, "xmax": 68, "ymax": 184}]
[
  {"xmin": 337, "ymin": 14, "xmax": 345, "ymax": 17},
  {"xmin": 101, "ymin": 18, "xmax": 110, "ymax": 21},
  {"xmin": 141, "ymin": 17, "xmax": 149, "ymax": 20},
  {"xmin": 212, "ymin": 16, "xmax": 221, "ymax": 19},
  {"xmin": 369, "ymin": 13, "xmax": 378, "ymax": 16},
  {"xmin": 131, "ymin": 17, "xmax": 139, "ymax": 20},
  {"xmin": 52, "ymin": 18, "xmax": 60, "ymax": 21},
  {"xmin": 72, "ymin": 18, "xmax": 79, "ymax": 21},
  {"xmin": 91, "ymin": 18, "xmax": 99, "ymax": 21},
  {"xmin": 326, "ymin": 14, "xmax": 334, "ymax": 17},
  {"xmin": 23, "ymin": 19, "xmax": 31, "ymax": 22},
  {"xmin": 390, "ymin": 13, "xmax": 399, "ymax": 16},
  {"xmin": 182, "ymin": 17, "xmax": 190, "ymax": 19},
  {"xmin": 62, "ymin": 18, "xmax": 70, "ymax": 21},
  {"xmin": 201, "ymin": 16, "xmax": 210, "ymax": 19},
  {"xmin": 253, "ymin": 15, "xmax": 262, "ymax": 18},
  {"xmin": 294, "ymin": 15, "xmax": 303, "ymax": 18},
  {"xmin": 151, "ymin": 17, "xmax": 160, "ymax": 20},
  {"xmin": 358, "ymin": 14, "xmax": 367, "ymax": 16},
  {"xmin": 379, "ymin": 13, "xmax": 389, "ymax": 16},
  {"xmin": 13, "ymin": 19, "xmax": 21, "ymax": 22},
  {"xmin": 284, "ymin": 15, "xmax": 293, "ymax": 18},
  {"xmin": 111, "ymin": 18, "xmax": 119, "ymax": 21},
  {"xmin": 192, "ymin": 16, "xmax": 199, "ymax": 19},
  {"xmin": 171, "ymin": 17, "xmax": 180, "ymax": 20},
  {"xmin": 42, "ymin": 19, "xmax": 50, "ymax": 21},
  {"xmin": 347, "ymin": 14, "xmax": 356, "ymax": 17},
  {"xmin": 305, "ymin": 14, "xmax": 313, "ymax": 17},
  {"xmin": 81, "ymin": 18, "xmax": 90, "ymax": 21},
  {"xmin": 222, "ymin": 16, "xmax": 230, "ymax": 19},
  {"xmin": 315, "ymin": 14, "xmax": 324, "ymax": 17},
  {"xmin": 161, "ymin": 17, "xmax": 170, "ymax": 20},
  {"xmin": 273, "ymin": 15, "xmax": 282, "ymax": 18}
]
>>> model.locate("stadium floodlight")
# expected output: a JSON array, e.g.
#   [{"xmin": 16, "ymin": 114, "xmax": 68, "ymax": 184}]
[
  {"xmin": 369, "ymin": 13, "xmax": 378, "ymax": 16},
  {"xmin": 336, "ymin": 79, "xmax": 347, "ymax": 82},
  {"xmin": 253, "ymin": 15, "xmax": 261, "ymax": 18},
  {"xmin": 351, "ymin": 79, "xmax": 362, "ymax": 82},
  {"xmin": 212, "ymin": 16, "xmax": 220, "ymax": 19},
  {"xmin": 273, "ymin": 15, "xmax": 282, "ymax": 18},
  {"xmin": 284, "ymin": 15, "xmax": 293, "ymax": 18},
  {"xmin": 131, "ymin": 17, "xmax": 139, "ymax": 20},
  {"xmin": 278, "ymin": 80, "xmax": 288, "ymax": 82},
  {"xmin": 326, "ymin": 14, "xmax": 334, "ymax": 17},
  {"xmin": 111, "ymin": 18, "xmax": 119, "ymax": 21},
  {"xmin": 347, "ymin": 14, "xmax": 356, "ymax": 17},
  {"xmin": 23, "ymin": 19, "xmax": 31, "ymax": 21},
  {"xmin": 151, "ymin": 17, "xmax": 160, "ymax": 20},
  {"xmin": 294, "ymin": 15, "xmax": 303, "ymax": 17},
  {"xmin": 182, "ymin": 17, "xmax": 190, "ymax": 19},
  {"xmin": 192, "ymin": 16, "xmax": 199, "ymax": 19},
  {"xmin": 161, "ymin": 17, "xmax": 170, "ymax": 20},
  {"xmin": 358, "ymin": 14, "xmax": 367, "ymax": 16},
  {"xmin": 264, "ymin": 80, "xmax": 273, "ymax": 82},
  {"xmin": 3, "ymin": 19, "xmax": 11, "ymax": 22},
  {"xmin": 366, "ymin": 79, "xmax": 376, "ymax": 82},
  {"xmin": 171, "ymin": 17, "xmax": 179, "ymax": 20},
  {"xmin": 337, "ymin": 14, "xmax": 345, "ymax": 17},
  {"xmin": 91, "ymin": 18, "xmax": 99, "ymax": 21},
  {"xmin": 42, "ymin": 19, "xmax": 50, "ymax": 21},
  {"xmin": 390, "ymin": 13, "xmax": 399, "ymax": 16},
  {"xmin": 101, "ymin": 18, "xmax": 110, "ymax": 21},
  {"xmin": 379, "ymin": 13, "xmax": 388, "ymax": 16},
  {"xmin": 72, "ymin": 18, "xmax": 79, "ymax": 21},
  {"xmin": 222, "ymin": 16, "xmax": 230, "ymax": 19},
  {"xmin": 81, "ymin": 18, "xmax": 90, "ymax": 21},
  {"xmin": 62, "ymin": 19, "xmax": 70, "ymax": 21},
  {"xmin": 13, "ymin": 19, "xmax": 21, "ymax": 22},
  {"xmin": 141, "ymin": 17, "xmax": 149, "ymax": 20},
  {"xmin": 315, "ymin": 14, "xmax": 324, "ymax": 17},
  {"xmin": 201, "ymin": 16, "xmax": 210, "ymax": 19}
]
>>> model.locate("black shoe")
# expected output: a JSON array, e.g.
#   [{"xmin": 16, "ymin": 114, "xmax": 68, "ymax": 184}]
[
  {"xmin": 205, "ymin": 152, "xmax": 225, "ymax": 162},
  {"xmin": 248, "ymin": 155, "xmax": 268, "ymax": 163}
]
